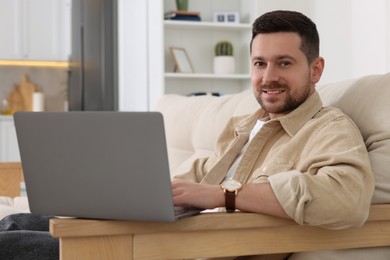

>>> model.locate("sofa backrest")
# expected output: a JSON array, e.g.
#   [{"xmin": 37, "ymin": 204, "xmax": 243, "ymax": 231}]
[
  {"xmin": 155, "ymin": 91, "xmax": 258, "ymax": 176},
  {"xmin": 155, "ymin": 73, "xmax": 390, "ymax": 203}
]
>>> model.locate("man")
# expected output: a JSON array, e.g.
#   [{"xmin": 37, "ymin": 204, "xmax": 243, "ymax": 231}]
[{"xmin": 172, "ymin": 10, "xmax": 374, "ymax": 259}]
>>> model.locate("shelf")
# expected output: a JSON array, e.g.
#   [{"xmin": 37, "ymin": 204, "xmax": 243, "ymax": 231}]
[
  {"xmin": 165, "ymin": 72, "xmax": 250, "ymax": 80},
  {"xmin": 164, "ymin": 20, "xmax": 251, "ymax": 31},
  {"xmin": 153, "ymin": 0, "xmax": 255, "ymax": 108}
]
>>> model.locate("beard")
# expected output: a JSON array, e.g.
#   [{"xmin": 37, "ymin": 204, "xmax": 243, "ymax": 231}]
[{"xmin": 255, "ymin": 79, "xmax": 313, "ymax": 116}]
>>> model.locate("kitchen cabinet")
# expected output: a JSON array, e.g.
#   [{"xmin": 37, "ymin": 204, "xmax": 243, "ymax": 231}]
[
  {"xmin": 0, "ymin": 1, "xmax": 21, "ymax": 60},
  {"xmin": 0, "ymin": 0, "xmax": 71, "ymax": 61},
  {"xmin": 0, "ymin": 116, "xmax": 20, "ymax": 162}
]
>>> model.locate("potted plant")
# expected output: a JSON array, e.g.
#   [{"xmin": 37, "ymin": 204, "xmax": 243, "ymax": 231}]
[
  {"xmin": 213, "ymin": 41, "xmax": 235, "ymax": 74},
  {"xmin": 176, "ymin": 0, "xmax": 188, "ymax": 11}
]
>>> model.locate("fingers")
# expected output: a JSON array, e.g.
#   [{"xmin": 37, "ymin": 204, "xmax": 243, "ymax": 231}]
[
  {"xmin": 171, "ymin": 180, "xmax": 201, "ymax": 208},
  {"xmin": 171, "ymin": 178, "xmax": 183, "ymax": 188},
  {"xmin": 171, "ymin": 179, "xmax": 185, "ymax": 195},
  {"xmin": 171, "ymin": 179, "xmax": 187, "ymax": 206}
]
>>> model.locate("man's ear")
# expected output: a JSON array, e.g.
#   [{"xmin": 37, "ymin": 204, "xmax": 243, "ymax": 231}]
[{"xmin": 311, "ymin": 57, "xmax": 325, "ymax": 84}]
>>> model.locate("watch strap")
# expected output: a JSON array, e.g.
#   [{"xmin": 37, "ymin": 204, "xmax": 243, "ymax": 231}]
[{"xmin": 225, "ymin": 190, "xmax": 236, "ymax": 213}]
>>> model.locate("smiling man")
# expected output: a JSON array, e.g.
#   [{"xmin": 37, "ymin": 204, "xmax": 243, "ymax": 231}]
[{"xmin": 172, "ymin": 10, "xmax": 374, "ymax": 259}]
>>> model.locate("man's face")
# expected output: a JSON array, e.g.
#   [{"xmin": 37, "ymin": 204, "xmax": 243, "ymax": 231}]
[{"xmin": 250, "ymin": 32, "xmax": 324, "ymax": 119}]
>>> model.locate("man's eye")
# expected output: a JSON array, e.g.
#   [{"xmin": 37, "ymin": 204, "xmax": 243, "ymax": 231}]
[
  {"xmin": 280, "ymin": 61, "xmax": 291, "ymax": 67},
  {"xmin": 254, "ymin": 61, "xmax": 266, "ymax": 67}
]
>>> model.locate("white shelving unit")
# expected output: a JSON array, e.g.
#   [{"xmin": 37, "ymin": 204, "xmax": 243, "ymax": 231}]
[
  {"xmin": 118, "ymin": 0, "xmax": 258, "ymax": 111},
  {"xmin": 161, "ymin": 0, "xmax": 255, "ymax": 98},
  {"xmin": 140, "ymin": 0, "xmax": 258, "ymax": 109}
]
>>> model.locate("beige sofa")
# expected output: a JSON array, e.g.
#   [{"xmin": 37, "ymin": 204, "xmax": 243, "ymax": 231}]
[{"xmin": 153, "ymin": 72, "xmax": 390, "ymax": 259}]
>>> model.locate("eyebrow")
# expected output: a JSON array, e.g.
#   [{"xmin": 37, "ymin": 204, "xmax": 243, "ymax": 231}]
[
  {"xmin": 277, "ymin": 54, "xmax": 295, "ymax": 60},
  {"xmin": 252, "ymin": 54, "xmax": 296, "ymax": 62}
]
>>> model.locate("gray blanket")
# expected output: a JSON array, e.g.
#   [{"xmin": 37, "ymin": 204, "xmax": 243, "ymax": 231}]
[{"xmin": 0, "ymin": 213, "xmax": 58, "ymax": 260}]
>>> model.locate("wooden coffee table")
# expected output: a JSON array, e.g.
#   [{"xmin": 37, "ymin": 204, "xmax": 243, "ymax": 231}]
[{"xmin": 50, "ymin": 205, "xmax": 390, "ymax": 259}]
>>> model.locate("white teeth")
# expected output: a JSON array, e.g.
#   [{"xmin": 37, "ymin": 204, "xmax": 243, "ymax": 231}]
[{"xmin": 265, "ymin": 90, "xmax": 283, "ymax": 94}]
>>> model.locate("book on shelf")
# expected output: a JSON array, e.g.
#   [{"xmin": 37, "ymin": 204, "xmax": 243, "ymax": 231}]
[{"xmin": 164, "ymin": 10, "xmax": 201, "ymax": 22}]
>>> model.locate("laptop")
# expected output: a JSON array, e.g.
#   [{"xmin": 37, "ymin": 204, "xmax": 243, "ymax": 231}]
[{"xmin": 14, "ymin": 111, "xmax": 200, "ymax": 222}]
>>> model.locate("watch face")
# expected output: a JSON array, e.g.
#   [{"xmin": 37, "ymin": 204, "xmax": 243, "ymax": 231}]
[{"xmin": 222, "ymin": 179, "xmax": 242, "ymax": 192}]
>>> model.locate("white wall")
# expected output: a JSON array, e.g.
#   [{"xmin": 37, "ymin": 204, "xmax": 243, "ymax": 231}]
[
  {"xmin": 254, "ymin": 0, "xmax": 390, "ymax": 84},
  {"xmin": 349, "ymin": 0, "xmax": 389, "ymax": 79},
  {"xmin": 117, "ymin": 0, "xmax": 149, "ymax": 111}
]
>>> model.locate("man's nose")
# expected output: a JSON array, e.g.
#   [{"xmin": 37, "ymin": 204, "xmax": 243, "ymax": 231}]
[{"xmin": 262, "ymin": 65, "xmax": 280, "ymax": 84}]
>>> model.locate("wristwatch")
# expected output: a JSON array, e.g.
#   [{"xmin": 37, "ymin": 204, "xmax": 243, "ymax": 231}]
[{"xmin": 221, "ymin": 178, "xmax": 242, "ymax": 213}]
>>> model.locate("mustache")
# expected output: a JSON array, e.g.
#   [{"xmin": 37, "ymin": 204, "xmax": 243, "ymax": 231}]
[{"xmin": 260, "ymin": 82, "xmax": 288, "ymax": 89}]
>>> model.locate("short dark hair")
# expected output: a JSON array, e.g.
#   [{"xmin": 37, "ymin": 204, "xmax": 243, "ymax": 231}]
[{"xmin": 250, "ymin": 10, "xmax": 320, "ymax": 63}]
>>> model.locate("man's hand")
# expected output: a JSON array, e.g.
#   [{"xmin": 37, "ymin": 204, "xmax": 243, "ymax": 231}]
[{"xmin": 172, "ymin": 179, "xmax": 224, "ymax": 210}]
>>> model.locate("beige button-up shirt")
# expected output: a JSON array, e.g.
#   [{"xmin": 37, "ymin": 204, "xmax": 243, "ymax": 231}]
[{"xmin": 176, "ymin": 91, "xmax": 374, "ymax": 229}]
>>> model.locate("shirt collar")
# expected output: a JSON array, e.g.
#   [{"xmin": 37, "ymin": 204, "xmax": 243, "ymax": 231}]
[{"xmin": 274, "ymin": 90, "xmax": 323, "ymax": 137}]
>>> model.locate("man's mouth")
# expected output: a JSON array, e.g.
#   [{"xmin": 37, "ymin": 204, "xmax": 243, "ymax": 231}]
[{"xmin": 263, "ymin": 90, "xmax": 285, "ymax": 94}]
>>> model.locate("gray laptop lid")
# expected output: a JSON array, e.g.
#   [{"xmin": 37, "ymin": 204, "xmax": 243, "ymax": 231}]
[{"xmin": 14, "ymin": 111, "xmax": 189, "ymax": 222}]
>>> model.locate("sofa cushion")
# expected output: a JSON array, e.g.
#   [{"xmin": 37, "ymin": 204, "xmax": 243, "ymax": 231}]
[
  {"xmin": 154, "ymin": 91, "xmax": 258, "ymax": 176},
  {"xmin": 317, "ymin": 73, "xmax": 390, "ymax": 203}
]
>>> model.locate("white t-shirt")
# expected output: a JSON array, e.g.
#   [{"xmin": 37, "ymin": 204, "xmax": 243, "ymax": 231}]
[{"xmin": 224, "ymin": 119, "xmax": 265, "ymax": 180}]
